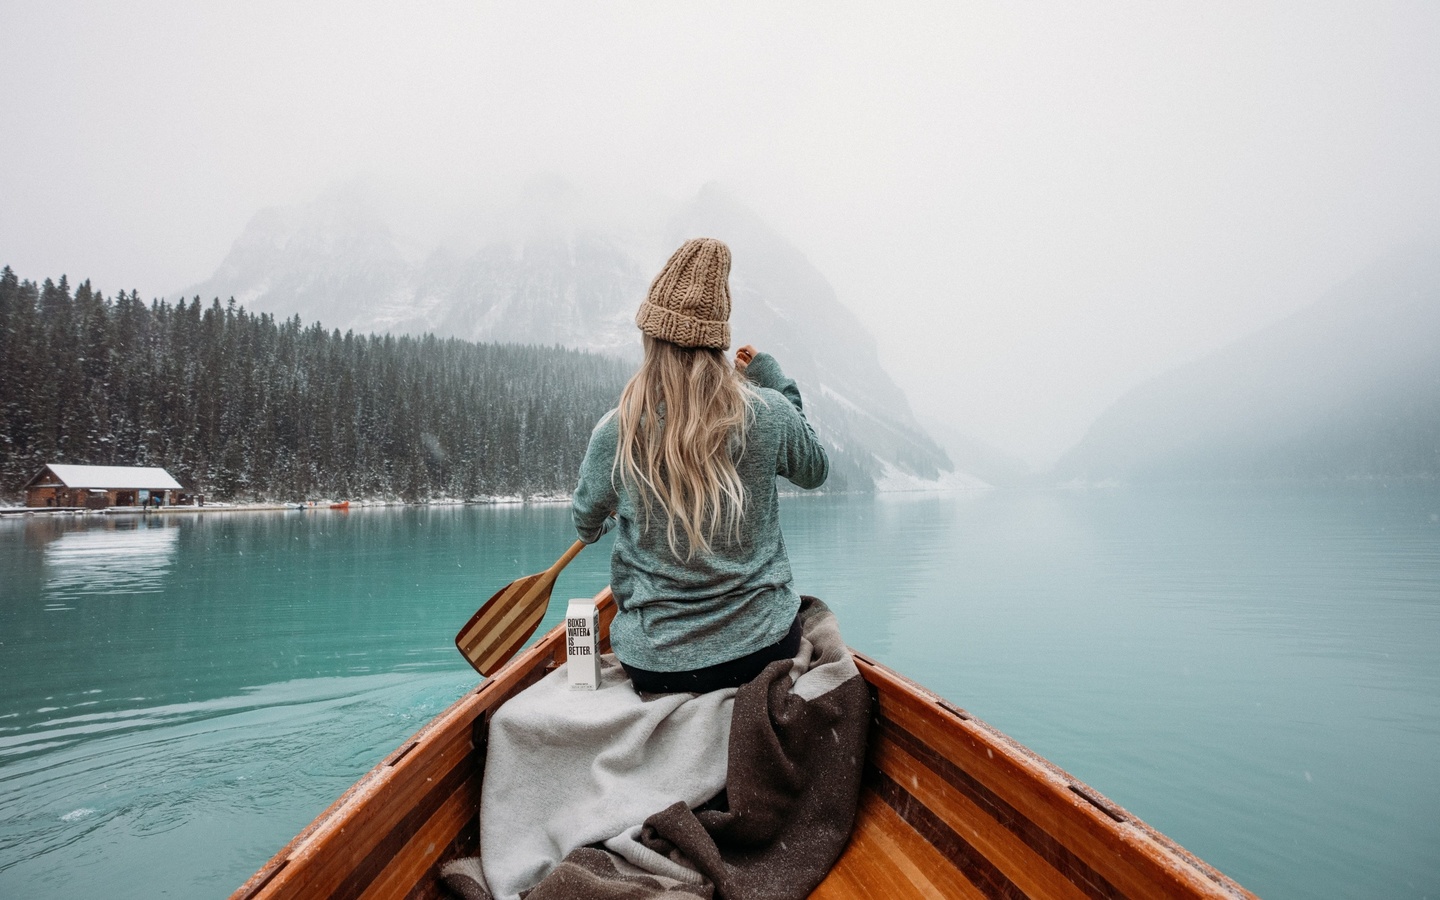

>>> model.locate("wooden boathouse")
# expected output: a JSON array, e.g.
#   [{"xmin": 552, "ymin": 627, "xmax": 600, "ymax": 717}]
[{"xmin": 23, "ymin": 464, "xmax": 187, "ymax": 509}]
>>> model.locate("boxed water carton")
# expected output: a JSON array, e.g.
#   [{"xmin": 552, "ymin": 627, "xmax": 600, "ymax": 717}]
[{"xmin": 565, "ymin": 599, "xmax": 601, "ymax": 690}]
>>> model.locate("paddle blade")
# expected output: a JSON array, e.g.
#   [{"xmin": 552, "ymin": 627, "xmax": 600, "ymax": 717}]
[{"xmin": 454, "ymin": 570, "xmax": 557, "ymax": 676}]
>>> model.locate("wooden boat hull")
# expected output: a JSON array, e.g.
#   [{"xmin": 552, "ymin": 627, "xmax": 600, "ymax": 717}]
[{"xmin": 233, "ymin": 590, "xmax": 1255, "ymax": 900}]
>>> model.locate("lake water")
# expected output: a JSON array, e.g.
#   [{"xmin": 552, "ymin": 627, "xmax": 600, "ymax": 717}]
[{"xmin": 1, "ymin": 486, "xmax": 1437, "ymax": 898}]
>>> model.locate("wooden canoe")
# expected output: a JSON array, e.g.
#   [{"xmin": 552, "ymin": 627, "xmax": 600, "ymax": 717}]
[{"xmin": 231, "ymin": 589, "xmax": 1257, "ymax": 900}]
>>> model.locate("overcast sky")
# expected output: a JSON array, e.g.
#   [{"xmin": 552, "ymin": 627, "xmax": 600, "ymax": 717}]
[{"xmin": 4, "ymin": 1, "xmax": 1439, "ymax": 466}]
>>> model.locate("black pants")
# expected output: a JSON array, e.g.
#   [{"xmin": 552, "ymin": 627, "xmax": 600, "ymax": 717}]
[{"xmin": 621, "ymin": 614, "xmax": 804, "ymax": 694}]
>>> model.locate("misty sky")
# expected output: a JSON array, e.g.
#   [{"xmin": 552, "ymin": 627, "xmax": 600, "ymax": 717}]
[{"xmin": 4, "ymin": 2, "xmax": 1439, "ymax": 467}]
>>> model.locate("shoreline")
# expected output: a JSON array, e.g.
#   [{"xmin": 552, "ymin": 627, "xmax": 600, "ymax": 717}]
[
  {"xmin": 0, "ymin": 495, "xmax": 575, "ymax": 518},
  {"xmin": 0, "ymin": 479, "xmax": 988, "ymax": 520}
]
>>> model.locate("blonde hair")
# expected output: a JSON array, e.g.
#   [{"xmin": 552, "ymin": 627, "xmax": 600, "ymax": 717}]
[{"xmin": 615, "ymin": 336, "xmax": 756, "ymax": 560}]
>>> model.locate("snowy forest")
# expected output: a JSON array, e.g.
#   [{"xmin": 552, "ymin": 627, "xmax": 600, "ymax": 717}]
[{"xmin": 0, "ymin": 267, "xmax": 632, "ymax": 501}]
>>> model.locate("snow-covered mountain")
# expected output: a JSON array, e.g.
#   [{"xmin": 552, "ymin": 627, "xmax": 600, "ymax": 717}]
[
  {"xmin": 1053, "ymin": 234, "xmax": 1440, "ymax": 483},
  {"xmin": 189, "ymin": 183, "xmax": 648, "ymax": 359},
  {"xmin": 186, "ymin": 183, "xmax": 961, "ymax": 491}
]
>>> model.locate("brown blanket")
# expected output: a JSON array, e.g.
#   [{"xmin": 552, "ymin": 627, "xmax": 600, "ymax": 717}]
[{"xmin": 443, "ymin": 596, "xmax": 870, "ymax": 900}]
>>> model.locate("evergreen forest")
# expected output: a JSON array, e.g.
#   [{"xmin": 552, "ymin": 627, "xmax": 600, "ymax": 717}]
[{"xmin": 0, "ymin": 267, "xmax": 633, "ymax": 502}]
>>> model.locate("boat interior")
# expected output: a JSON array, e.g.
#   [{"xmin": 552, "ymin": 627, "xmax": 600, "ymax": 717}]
[{"xmin": 232, "ymin": 589, "xmax": 1256, "ymax": 900}]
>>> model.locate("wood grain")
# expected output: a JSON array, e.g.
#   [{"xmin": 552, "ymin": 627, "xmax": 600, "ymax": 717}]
[
  {"xmin": 812, "ymin": 792, "xmax": 988, "ymax": 900},
  {"xmin": 356, "ymin": 774, "xmax": 481, "ymax": 900},
  {"xmin": 850, "ymin": 651, "xmax": 1256, "ymax": 900},
  {"xmin": 869, "ymin": 733, "xmax": 1092, "ymax": 900}
]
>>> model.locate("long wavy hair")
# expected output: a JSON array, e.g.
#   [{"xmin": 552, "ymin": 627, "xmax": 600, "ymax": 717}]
[{"xmin": 614, "ymin": 336, "xmax": 756, "ymax": 560}]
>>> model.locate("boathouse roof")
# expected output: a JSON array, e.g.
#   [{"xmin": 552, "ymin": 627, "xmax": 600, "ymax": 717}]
[{"xmin": 26, "ymin": 464, "xmax": 184, "ymax": 491}]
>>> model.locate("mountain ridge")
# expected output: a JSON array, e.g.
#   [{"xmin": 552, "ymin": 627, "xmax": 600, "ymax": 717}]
[
  {"xmin": 1053, "ymin": 235, "xmax": 1440, "ymax": 483},
  {"xmin": 186, "ymin": 183, "xmax": 961, "ymax": 491}
]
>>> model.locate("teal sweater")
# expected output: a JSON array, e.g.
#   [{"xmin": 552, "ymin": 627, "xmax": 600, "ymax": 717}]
[{"xmin": 571, "ymin": 352, "xmax": 829, "ymax": 672}]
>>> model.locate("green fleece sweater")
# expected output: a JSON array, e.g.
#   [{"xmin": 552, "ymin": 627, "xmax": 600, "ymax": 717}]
[{"xmin": 571, "ymin": 352, "xmax": 829, "ymax": 672}]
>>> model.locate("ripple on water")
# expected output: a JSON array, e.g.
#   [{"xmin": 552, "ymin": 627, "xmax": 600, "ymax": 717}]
[{"xmin": 0, "ymin": 671, "xmax": 473, "ymax": 897}]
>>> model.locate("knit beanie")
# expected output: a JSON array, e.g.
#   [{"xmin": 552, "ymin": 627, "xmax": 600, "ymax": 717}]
[{"xmin": 635, "ymin": 238, "xmax": 731, "ymax": 350}]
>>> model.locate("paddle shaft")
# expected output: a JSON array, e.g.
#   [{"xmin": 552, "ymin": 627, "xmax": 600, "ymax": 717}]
[{"xmin": 549, "ymin": 538, "xmax": 586, "ymax": 578}]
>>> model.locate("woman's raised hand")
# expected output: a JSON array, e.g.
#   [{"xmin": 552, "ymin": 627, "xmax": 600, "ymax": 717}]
[{"xmin": 734, "ymin": 344, "xmax": 757, "ymax": 372}]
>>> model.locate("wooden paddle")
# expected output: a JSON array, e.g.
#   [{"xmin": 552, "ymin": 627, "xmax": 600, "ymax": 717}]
[{"xmin": 454, "ymin": 539, "xmax": 587, "ymax": 676}]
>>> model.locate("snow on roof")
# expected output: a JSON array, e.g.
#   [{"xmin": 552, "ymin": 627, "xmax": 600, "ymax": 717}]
[{"xmin": 40, "ymin": 464, "xmax": 184, "ymax": 490}]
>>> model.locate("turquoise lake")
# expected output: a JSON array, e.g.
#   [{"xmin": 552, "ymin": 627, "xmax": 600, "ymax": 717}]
[{"xmin": 1, "ymin": 486, "xmax": 1438, "ymax": 898}]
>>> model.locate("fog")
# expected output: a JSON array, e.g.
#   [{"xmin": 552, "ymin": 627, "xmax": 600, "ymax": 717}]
[{"xmin": 4, "ymin": 1, "xmax": 1439, "ymax": 467}]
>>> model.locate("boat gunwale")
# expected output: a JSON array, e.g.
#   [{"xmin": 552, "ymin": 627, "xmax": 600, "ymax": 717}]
[
  {"xmin": 229, "ymin": 589, "xmax": 611, "ymax": 900},
  {"xmin": 849, "ymin": 649, "xmax": 1257, "ymax": 900}
]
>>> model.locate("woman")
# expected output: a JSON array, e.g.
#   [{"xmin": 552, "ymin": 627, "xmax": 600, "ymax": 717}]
[
  {"xmin": 460, "ymin": 251, "xmax": 850, "ymax": 898},
  {"xmin": 572, "ymin": 236, "xmax": 829, "ymax": 693}
]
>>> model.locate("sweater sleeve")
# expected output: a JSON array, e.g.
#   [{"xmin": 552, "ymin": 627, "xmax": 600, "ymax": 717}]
[
  {"xmin": 572, "ymin": 411, "xmax": 620, "ymax": 544},
  {"xmin": 743, "ymin": 352, "xmax": 805, "ymax": 413},
  {"xmin": 745, "ymin": 353, "xmax": 829, "ymax": 490}
]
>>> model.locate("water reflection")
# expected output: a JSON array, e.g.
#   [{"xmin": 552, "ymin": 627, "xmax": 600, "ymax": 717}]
[{"xmin": 43, "ymin": 523, "xmax": 179, "ymax": 602}]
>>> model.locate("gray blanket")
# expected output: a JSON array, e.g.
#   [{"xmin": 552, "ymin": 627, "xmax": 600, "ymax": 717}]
[{"xmin": 443, "ymin": 596, "xmax": 869, "ymax": 900}]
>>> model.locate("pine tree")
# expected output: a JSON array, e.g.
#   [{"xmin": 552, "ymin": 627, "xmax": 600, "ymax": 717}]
[{"xmin": 0, "ymin": 267, "xmax": 634, "ymax": 502}]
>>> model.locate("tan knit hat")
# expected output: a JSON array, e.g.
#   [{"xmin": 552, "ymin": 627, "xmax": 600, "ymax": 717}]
[{"xmin": 635, "ymin": 238, "xmax": 731, "ymax": 350}]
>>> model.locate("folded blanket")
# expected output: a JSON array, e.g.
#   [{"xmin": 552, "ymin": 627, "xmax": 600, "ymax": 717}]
[{"xmin": 443, "ymin": 596, "xmax": 869, "ymax": 900}]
